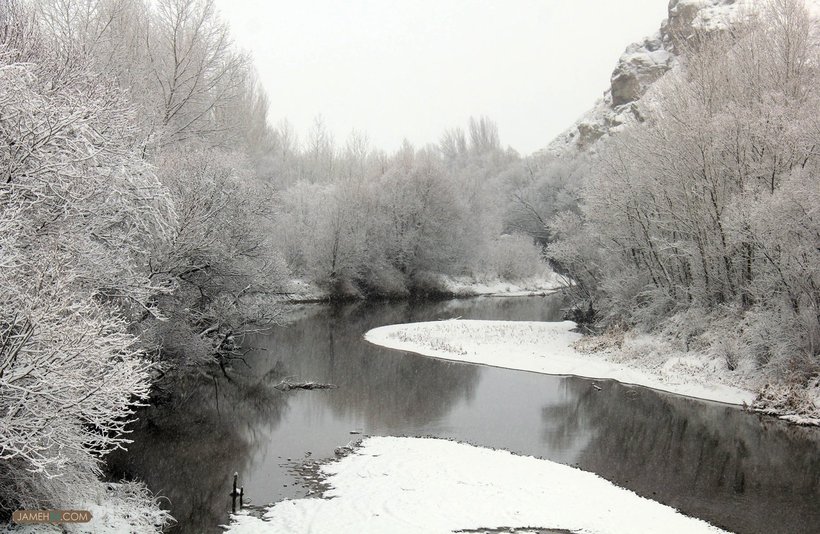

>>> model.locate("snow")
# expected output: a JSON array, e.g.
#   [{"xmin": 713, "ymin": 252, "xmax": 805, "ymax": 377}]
[
  {"xmin": 778, "ymin": 414, "xmax": 820, "ymax": 426},
  {"xmin": 0, "ymin": 482, "xmax": 171, "ymax": 534},
  {"xmin": 752, "ymin": 377, "xmax": 820, "ymax": 424},
  {"xmin": 618, "ymin": 41, "xmax": 673, "ymax": 71},
  {"xmin": 690, "ymin": 0, "xmax": 820, "ymax": 30},
  {"xmin": 80, "ymin": 483, "xmax": 171, "ymax": 534},
  {"xmin": 224, "ymin": 436, "xmax": 728, "ymax": 534},
  {"xmin": 365, "ymin": 320, "xmax": 756, "ymax": 406},
  {"xmin": 278, "ymin": 274, "xmax": 566, "ymax": 303},
  {"xmin": 433, "ymin": 272, "xmax": 566, "ymax": 298},
  {"xmin": 547, "ymin": 0, "xmax": 820, "ymax": 155},
  {"xmin": 275, "ymin": 279, "xmax": 330, "ymax": 303}
]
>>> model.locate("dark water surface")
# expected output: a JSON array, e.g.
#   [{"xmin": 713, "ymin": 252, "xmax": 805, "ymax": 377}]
[{"xmin": 107, "ymin": 296, "xmax": 820, "ymax": 534}]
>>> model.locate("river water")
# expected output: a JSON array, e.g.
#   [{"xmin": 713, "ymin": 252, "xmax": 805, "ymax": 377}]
[{"xmin": 107, "ymin": 295, "xmax": 820, "ymax": 534}]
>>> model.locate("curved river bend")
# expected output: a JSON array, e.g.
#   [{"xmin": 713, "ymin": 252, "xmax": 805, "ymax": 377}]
[{"xmin": 107, "ymin": 296, "xmax": 820, "ymax": 534}]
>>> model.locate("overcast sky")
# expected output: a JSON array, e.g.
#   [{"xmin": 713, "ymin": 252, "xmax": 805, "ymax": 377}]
[{"xmin": 215, "ymin": 0, "xmax": 669, "ymax": 156}]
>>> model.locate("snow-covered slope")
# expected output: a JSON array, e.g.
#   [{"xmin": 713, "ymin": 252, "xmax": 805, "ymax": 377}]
[{"xmin": 546, "ymin": 0, "xmax": 820, "ymax": 153}]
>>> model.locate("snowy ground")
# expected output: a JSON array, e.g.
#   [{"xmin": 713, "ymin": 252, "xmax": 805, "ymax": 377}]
[
  {"xmin": 277, "ymin": 273, "xmax": 566, "ymax": 303},
  {"xmin": 0, "ymin": 482, "xmax": 171, "ymax": 534},
  {"xmin": 224, "ymin": 436, "xmax": 728, "ymax": 534},
  {"xmin": 431, "ymin": 272, "xmax": 566, "ymax": 298},
  {"xmin": 365, "ymin": 320, "xmax": 756, "ymax": 406}
]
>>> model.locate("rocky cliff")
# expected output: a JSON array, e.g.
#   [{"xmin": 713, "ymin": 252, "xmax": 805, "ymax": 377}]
[{"xmin": 546, "ymin": 0, "xmax": 818, "ymax": 154}]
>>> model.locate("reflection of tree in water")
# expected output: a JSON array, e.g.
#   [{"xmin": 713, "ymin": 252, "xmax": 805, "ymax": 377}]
[
  {"xmin": 106, "ymin": 366, "xmax": 291, "ymax": 534},
  {"xmin": 539, "ymin": 383, "xmax": 593, "ymax": 457},
  {"xmin": 247, "ymin": 301, "xmax": 486, "ymax": 431},
  {"xmin": 238, "ymin": 295, "xmax": 567, "ymax": 431},
  {"xmin": 106, "ymin": 295, "xmax": 567, "ymax": 532},
  {"xmin": 404, "ymin": 293, "xmax": 569, "ymax": 323},
  {"xmin": 541, "ymin": 379, "xmax": 820, "ymax": 534}
]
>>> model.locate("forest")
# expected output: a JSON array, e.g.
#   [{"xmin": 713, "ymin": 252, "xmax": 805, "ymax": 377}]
[
  {"xmin": 0, "ymin": 0, "xmax": 817, "ymax": 528},
  {"xmin": 0, "ymin": 0, "xmax": 569, "ymax": 524},
  {"xmin": 549, "ymin": 0, "xmax": 820, "ymax": 413}
]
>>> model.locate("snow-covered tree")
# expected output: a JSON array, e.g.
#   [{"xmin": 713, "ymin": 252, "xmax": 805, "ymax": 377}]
[
  {"xmin": 0, "ymin": 11, "xmax": 173, "ymax": 514},
  {"xmin": 141, "ymin": 148, "xmax": 285, "ymax": 366},
  {"xmin": 146, "ymin": 0, "xmax": 250, "ymax": 148},
  {"xmin": 548, "ymin": 0, "xmax": 820, "ymax": 383}
]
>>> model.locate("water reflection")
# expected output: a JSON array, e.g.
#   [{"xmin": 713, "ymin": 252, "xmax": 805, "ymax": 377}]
[
  {"xmin": 542, "ymin": 380, "xmax": 820, "ymax": 534},
  {"xmin": 106, "ymin": 364, "xmax": 292, "ymax": 532},
  {"xmin": 247, "ymin": 302, "xmax": 483, "ymax": 429},
  {"xmin": 107, "ymin": 296, "xmax": 820, "ymax": 534}
]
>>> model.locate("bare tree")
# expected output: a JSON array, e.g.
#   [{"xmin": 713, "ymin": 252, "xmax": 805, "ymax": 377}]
[
  {"xmin": 146, "ymin": 0, "xmax": 250, "ymax": 147},
  {"xmin": 468, "ymin": 115, "xmax": 501, "ymax": 154}
]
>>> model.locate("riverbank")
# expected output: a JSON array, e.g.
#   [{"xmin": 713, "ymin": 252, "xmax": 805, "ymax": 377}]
[
  {"xmin": 365, "ymin": 319, "xmax": 756, "ymax": 406},
  {"xmin": 225, "ymin": 436, "xmax": 728, "ymax": 534},
  {"xmin": 365, "ymin": 319, "xmax": 820, "ymax": 425},
  {"xmin": 276, "ymin": 273, "xmax": 565, "ymax": 303}
]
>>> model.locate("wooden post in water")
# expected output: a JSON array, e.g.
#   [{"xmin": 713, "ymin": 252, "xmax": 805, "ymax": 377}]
[
  {"xmin": 240, "ymin": 487, "xmax": 244, "ymax": 509},
  {"xmin": 230, "ymin": 472, "xmax": 239, "ymax": 513}
]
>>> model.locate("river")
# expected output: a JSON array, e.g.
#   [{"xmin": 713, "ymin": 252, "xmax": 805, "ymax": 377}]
[{"xmin": 106, "ymin": 295, "xmax": 820, "ymax": 534}]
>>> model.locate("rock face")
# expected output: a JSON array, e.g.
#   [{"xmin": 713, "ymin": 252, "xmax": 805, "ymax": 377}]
[
  {"xmin": 610, "ymin": 37, "xmax": 673, "ymax": 107},
  {"xmin": 544, "ymin": 0, "xmax": 797, "ymax": 154}
]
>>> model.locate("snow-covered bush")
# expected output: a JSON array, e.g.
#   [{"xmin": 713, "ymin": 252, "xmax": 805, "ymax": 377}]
[
  {"xmin": 0, "ymin": 482, "xmax": 172, "ymax": 534},
  {"xmin": 658, "ymin": 309, "xmax": 711, "ymax": 353},
  {"xmin": 481, "ymin": 234, "xmax": 546, "ymax": 282}
]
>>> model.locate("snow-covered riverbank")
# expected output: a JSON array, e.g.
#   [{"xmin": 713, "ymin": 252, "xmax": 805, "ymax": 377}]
[
  {"xmin": 225, "ymin": 436, "xmax": 727, "ymax": 534},
  {"xmin": 277, "ymin": 273, "xmax": 565, "ymax": 303},
  {"xmin": 365, "ymin": 319, "xmax": 756, "ymax": 406}
]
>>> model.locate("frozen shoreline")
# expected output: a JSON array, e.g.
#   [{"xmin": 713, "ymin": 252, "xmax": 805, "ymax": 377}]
[
  {"xmin": 225, "ymin": 436, "xmax": 728, "ymax": 534},
  {"xmin": 365, "ymin": 319, "xmax": 756, "ymax": 406},
  {"xmin": 276, "ymin": 273, "xmax": 566, "ymax": 303}
]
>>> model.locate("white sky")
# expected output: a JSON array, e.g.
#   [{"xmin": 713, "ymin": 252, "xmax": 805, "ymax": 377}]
[{"xmin": 215, "ymin": 0, "xmax": 670, "ymax": 156}]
